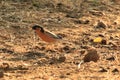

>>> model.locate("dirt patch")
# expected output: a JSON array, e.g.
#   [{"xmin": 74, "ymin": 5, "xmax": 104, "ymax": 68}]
[{"xmin": 0, "ymin": 0, "xmax": 120, "ymax": 80}]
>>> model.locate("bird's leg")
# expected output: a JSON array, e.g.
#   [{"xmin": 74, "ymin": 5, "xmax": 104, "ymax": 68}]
[{"xmin": 45, "ymin": 43, "xmax": 56, "ymax": 51}]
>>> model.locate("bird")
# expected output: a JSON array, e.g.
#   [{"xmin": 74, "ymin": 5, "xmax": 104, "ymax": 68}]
[{"xmin": 32, "ymin": 25, "xmax": 62, "ymax": 43}]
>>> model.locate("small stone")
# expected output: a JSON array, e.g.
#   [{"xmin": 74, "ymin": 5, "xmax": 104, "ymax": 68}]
[
  {"xmin": 101, "ymin": 39, "xmax": 107, "ymax": 45},
  {"xmin": 49, "ymin": 57, "xmax": 58, "ymax": 65},
  {"xmin": 80, "ymin": 50, "xmax": 86, "ymax": 55},
  {"xmin": 74, "ymin": 19, "xmax": 89, "ymax": 24},
  {"xmin": 95, "ymin": 20, "xmax": 107, "ymax": 29},
  {"xmin": 83, "ymin": 49, "xmax": 99, "ymax": 62},
  {"xmin": 66, "ymin": 73, "xmax": 70, "ymax": 75},
  {"xmin": 112, "ymin": 68, "xmax": 119, "ymax": 73},
  {"xmin": 62, "ymin": 46, "xmax": 71, "ymax": 53},
  {"xmin": 63, "ymin": 46, "xmax": 70, "ymax": 51},
  {"xmin": 106, "ymin": 56, "xmax": 115, "ymax": 61},
  {"xmin": 98, "ymin": 34, "xmax": 104, "ymax": 37},
  {"xmin": 99, "ymin": 68, "xmax": 107, "ymax": 72},
  {"xmin": 113, "ymin": 18, "xmax": 120, "ymax": 25},
  {"xmin": 84, "ymin": 20, "xmax": 90, "ymax": 24},
  {"xmin": 59, "ymin": 74, "xmax": 66, "ymax": 78},
  {"xmin": 34, "ymin": 46, "xmax": 45, "ymax": 50},
  {"xmin": 58, "ymin": 56, "xmax": 66, "ymax": 63}
]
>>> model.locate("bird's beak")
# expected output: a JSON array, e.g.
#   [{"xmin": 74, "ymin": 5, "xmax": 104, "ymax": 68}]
[{"xmin": 32, "ymin": 26, "xmax": 36, "ymax": 30}]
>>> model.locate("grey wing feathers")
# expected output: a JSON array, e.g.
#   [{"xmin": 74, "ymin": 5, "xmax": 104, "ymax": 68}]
[{"xmin": 45, "ymin": 31, "xmax": 62, "ymax": 39}]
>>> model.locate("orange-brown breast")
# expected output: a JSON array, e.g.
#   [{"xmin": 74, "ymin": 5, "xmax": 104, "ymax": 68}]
[{"xmin": 35, "ymin": 29, "xmax": 56, "ymax": 43}]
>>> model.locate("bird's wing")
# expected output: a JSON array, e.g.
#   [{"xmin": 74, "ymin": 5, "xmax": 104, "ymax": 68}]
[{"xmin": 45, "ymin": 30, "xmax": 62, "ymax": 39}]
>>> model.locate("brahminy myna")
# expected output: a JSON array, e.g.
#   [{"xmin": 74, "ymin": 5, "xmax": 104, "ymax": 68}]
[{"xmin": 32, "ymin": 25, "xmax": 62, "ymax": 43}]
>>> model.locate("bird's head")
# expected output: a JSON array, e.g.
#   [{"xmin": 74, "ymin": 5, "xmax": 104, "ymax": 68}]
[{"xmin": 32, "ymin": 25, "xmax": 44, "ymax": 33}]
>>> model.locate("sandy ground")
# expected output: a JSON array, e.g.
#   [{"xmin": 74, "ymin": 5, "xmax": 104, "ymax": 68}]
[{"xmin": 0, "ymin": 0, "xmax": 120, "ymax": 80}]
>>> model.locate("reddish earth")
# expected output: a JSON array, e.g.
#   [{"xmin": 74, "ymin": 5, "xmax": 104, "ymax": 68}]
[{"xmin": 0, "ymin": 0, "xmax": 120, "ymax": 80}]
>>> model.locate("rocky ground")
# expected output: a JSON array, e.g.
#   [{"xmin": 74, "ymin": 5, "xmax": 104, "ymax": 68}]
[{"xmin": 0, "ymin": 0, "xmax": 120, "ymax": 80}]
